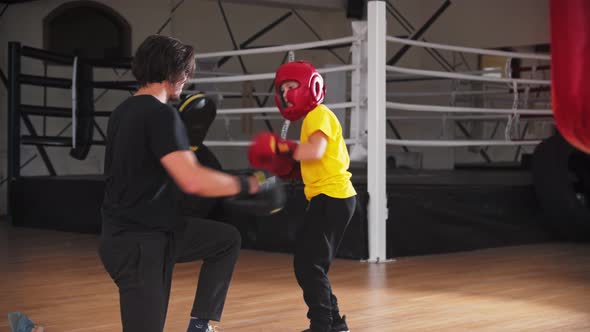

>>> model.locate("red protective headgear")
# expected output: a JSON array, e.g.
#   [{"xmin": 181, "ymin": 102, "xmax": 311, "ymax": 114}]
[{"xmin": 274, "ymin": 61, "xmax": 325, "ymax": 121}]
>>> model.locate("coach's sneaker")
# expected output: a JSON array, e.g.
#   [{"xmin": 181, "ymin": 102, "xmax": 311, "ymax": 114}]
[
  {"xmin": 331, "ymin": 314, "xmax": 349, "ymax": 332},
  {"xmin": 8, "ymin": 311, "xmax": 45, "ymax": 332}
]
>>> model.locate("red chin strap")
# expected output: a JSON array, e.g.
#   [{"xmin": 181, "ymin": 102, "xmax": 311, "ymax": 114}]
[{"xmin": 274, "ymin": 61, "xmax": 325, "ymax": 121}]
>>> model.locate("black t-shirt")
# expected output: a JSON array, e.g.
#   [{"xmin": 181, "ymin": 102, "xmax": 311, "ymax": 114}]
[{"xmin": 102, "ymin": 95, "xmax": 190, "ymax": 235}]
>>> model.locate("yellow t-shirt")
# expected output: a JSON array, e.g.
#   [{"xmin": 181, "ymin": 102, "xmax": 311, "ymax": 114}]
[{"xmin": 300, "ymin": 104, "xmax": 357, "ymax": 201}]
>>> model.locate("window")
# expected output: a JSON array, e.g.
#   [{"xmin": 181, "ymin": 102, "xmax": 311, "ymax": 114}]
[{"xmin": 44, "ymin": 1, "xmax": 130, "ymax": 59}]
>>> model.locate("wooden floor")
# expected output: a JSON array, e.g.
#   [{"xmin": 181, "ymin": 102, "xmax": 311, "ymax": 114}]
[{"xmin": 1, "ymin": 223, "xmax": 590, "ymax": 332}]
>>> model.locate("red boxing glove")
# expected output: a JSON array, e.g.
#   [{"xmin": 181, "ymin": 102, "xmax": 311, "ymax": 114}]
[
  {"xmin": 278, "ymin": 158, "xmax": 302, "ymax": 181},
  {"xmin": 271, "ymin": 155, "xmax": 302, "ymax": 181},
  {"xmin": 248, "ymin": 132, "xmax": 298, "ymax": 173},
  {"xmin": 275, "ymin": 136, "xmax": 298, "ymax": 156}
]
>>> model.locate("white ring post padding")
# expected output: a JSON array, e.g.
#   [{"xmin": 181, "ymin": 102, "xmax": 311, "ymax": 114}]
[
  {"xmin": 217, "ymin": 102, "xmax": 357, "ymax": 115},
  {"xmin": 386, "ymin": 101, "xmax": 553, "ymax": 115},
  {"xmin": 386, "ymin": 36, "xmax": 551, "ymax": 61},
  {"xmin": 386, "ymin": 65, "xmax": 551, "ymax": 85},
  {"xmin": 72, "ymin": 56, "xmax": 78, "ymax": 148},
  {"xmin": 367, "ymin": 0, "xmax": 388, "ymax": 263},
  {"xmin": 195, "ymin": 36, "xmax": 359, "ymax": 59},
  {"xmin": 386, "ymin": 139, "xmax": 541, "ymax": 147},
  {"xmin": 188, "ymin": 64, "xmax": 358, "ymax": 84}
]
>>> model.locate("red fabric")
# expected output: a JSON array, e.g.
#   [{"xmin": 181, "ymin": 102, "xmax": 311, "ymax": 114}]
[{"xmin": 550, "ymin": 0, "xmax": 590, "ymax": 153}]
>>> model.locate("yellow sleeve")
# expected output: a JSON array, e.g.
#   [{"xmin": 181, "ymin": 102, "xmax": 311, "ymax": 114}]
[{"xmin": 302, "ymin": 106, "xmax": 335, "ymax": 141}]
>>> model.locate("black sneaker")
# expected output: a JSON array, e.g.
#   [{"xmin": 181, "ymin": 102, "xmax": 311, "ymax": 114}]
[
  {"xmin": 301, "ymin": 325, "xmax": 331, "ymax": 332},
  {"xmin": 331, "ymin": 315, "xmax": 349, "ymax": 332}
]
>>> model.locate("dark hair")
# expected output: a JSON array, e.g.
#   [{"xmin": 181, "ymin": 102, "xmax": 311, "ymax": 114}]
[{"xmin": 132, "ymin": 34, "xmax": 195, "ymax": 87}]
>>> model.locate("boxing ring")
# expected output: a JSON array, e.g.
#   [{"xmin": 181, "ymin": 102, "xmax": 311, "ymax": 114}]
[
  {"xmin": 186, "ymin": 1, "xmax": 554, "ymax": 261},
  {"xmin": 8, "ymin": 1, "xmax": 587, "ymax": 262}
]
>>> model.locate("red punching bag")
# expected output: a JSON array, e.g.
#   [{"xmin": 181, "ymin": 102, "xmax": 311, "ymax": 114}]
[{"xmin": 550, "ymin": 0, "xmax": 590, "ymax": 154}]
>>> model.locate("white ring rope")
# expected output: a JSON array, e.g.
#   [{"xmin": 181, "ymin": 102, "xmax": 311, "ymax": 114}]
[
  {"xmin": 184, "ymin": 33, "xmax": 552, "ymax": 150},
  {"xmin": 386, "ymin": 65, "xmax": 551, "ymax": 85},
  {"xmin": 387, "ymin": 101, "xmax": 552, "ymax": 115},
  {"xmin": 388, "ymin": 68, "xmax": 504, "ymax": 80},
  {"xmin": 217, "ymin": 102, "xmax": 356, "ymax": 115},
  {"xmin": 386, "ymin": 115, "xmax": 553, "ymax": 121},
  {"xmin": 203, "ymin": 138, "xmax": 359, "ymax": 147},
  {"xmin": 218, "ymin": 107, "xmax": 277, "ymax": 115},
  {"xmin": 387, "ymin": 89, "xmax": 509, "ymax": 97},
  {"xmin": 195, "ymin": 70, "xmax": 245, "ymax": 77},
  {"xmin": 184, "ymin": 90, "xmax": 275, "ymax": 97},
  {"xmin": 202, "ymin": 138, "xmax": 539, "ymax": 148},
  {"xmin": 386, "ymin": 36, "xmax": 551, "ymax": 61},
  {"xmin": 195, "ymin": 36, "xmax": 359, "ymax": 59},
  {"xmin": 203, "ymin": 141, "xmax": 250, "ymax": 147},
  {"xmin": 386, "ymin": 139, "xmax": 541, "ymax": 147},
  {"xmin": 188, "ymin": 64, "xmax": 357, "ymax": 84},
  {"xmin": 193, "ymin": 89, "xmax": 541, "ymax": 99},
  {"xmin": 215, "ymin": 115, "xmax": 285, "ymax": 121}
]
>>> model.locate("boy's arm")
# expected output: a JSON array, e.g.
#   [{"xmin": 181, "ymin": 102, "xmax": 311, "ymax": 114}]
[{"xmin": 293, "ymin": 130, "xmax": 328, "ymax": 161}]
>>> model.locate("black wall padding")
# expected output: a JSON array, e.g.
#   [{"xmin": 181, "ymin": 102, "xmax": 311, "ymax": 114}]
[
  {"xmin": 10, "ymin": 176, "xmax": 104, "ymax": 233},
  {"xmin": 70, "ymin": 61, "xmax": 95, "ymax": 160},
  {"xmin": 10, "ymin": 168, "xmax": 558, "ymax": 260},
  {"xmin": 386, "ymin": 183, "xmax": 554, "ymax": 258},
  {"xmin": 532, "ymin": 133, "xmax": 590, "ymax": 241}
]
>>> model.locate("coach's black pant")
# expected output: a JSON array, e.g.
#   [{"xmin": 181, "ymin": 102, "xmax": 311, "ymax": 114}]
[
  {"xmin": 99, "ymin": 218, "xmax": 241, "ymax": 332},
  {"xmin": 294, "ymin": 194, "xmax": 356, "ymax": 331}
]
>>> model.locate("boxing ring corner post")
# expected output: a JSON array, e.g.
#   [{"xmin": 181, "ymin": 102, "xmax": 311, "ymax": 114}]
[{"xmin": 366, "ymin": 0, "xmax": 390, "ymax": 263}]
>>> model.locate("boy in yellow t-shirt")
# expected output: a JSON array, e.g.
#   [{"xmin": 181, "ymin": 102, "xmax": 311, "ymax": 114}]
[{"xmin": 248, "ymin": 61, "xmax": 357, "ymax": 332}]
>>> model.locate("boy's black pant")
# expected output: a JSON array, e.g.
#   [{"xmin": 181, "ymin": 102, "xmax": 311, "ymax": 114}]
[
  {"xmin": 99, "ymin": 217, "xmax": 241, "ymax": 332},
  {"xmin": 294, "ymin": 194, "xmax": 356, "ymax": 331}
]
